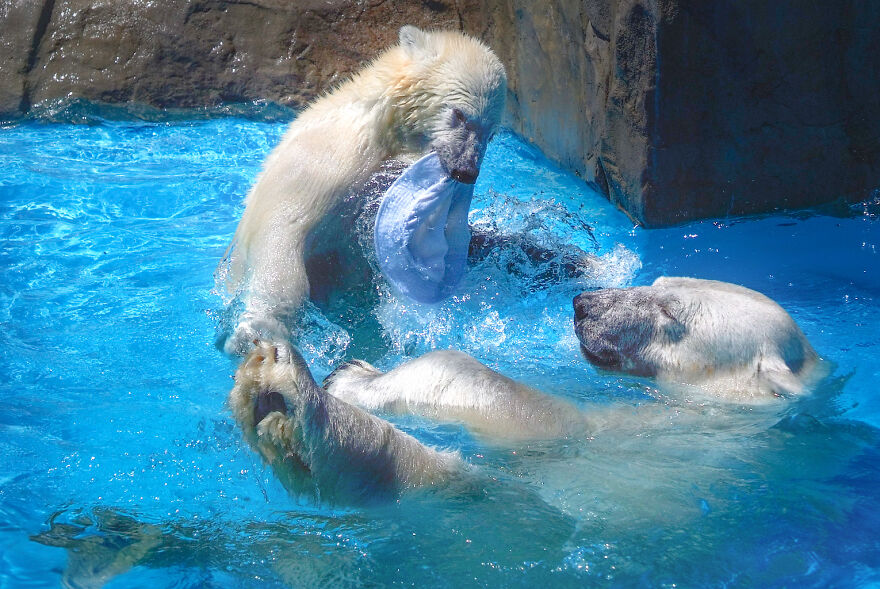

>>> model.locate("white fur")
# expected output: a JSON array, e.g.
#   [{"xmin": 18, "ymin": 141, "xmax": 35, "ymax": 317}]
[
  {"xmin": 229, "ymin": 345, "xmax": 601, "ymax": 501},
  {"xmin": 229, "ymin": 342, "xmax": 461, "ymax": 504},
  {"xmin": 650, "ymin": 278, "xmax": 819, "ymax": 398},
  {"xmin": 324, "ymin": 350, "xmax": 593, "ymax": 440},
  {"xmin": 218, "ymin": 27, "xmax": 506, "ymax": 355},
  {"xmin": 231, "ymin": 333, "xmax": 811, "ymax": 503},
  {"xmin": 574, "ymin": 277, "xmax": 822, "ymax": 402}
]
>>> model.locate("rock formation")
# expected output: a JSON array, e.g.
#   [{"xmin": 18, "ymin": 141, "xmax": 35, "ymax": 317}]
[{"xmin": 1, "ymin": 0, "xmax": 878, "ymax": 226}]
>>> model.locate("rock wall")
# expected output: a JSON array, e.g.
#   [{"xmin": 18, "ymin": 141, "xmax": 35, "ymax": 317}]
[
  {"xmin": 1, "ymin": 0, "xmax": 879, "ymax": 226},
  {"xmin": 482, "ymin": 0, "xmax": 658, "ymax": 222},
  {"xmin": 484, "ymin": 0, "xmax": 880, "ymax": 225},
  {"xmin": 0, "ymin": 0, "xmax": 484, "ymax": 114},
  {"xmin": 647, "ymin": 0, "xmax": 880, "ymax": 224}
]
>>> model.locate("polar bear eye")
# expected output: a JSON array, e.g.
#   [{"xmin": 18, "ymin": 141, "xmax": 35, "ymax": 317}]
[{"xmin": 452, "ymin": 108, "xmax": 467, "ymax": 125}]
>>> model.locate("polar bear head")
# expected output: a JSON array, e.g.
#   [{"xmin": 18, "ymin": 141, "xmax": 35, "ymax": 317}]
[
  {"xmin": 573, "ymin": 277, "xmax": 821, "ymax": 400},
  {"xmin": 382, "ymin": 26, "xmax": 507, "ymax": 184}
]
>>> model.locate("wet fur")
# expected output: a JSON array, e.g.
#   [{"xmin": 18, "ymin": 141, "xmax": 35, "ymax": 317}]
[
  {"xmin": 217, "ymin": 27, "xmax": 506, "ymax": 355},
  {"xmin": 574, "ymin": 277, "xmax": 822, "ymax": 401},
  {"xmin": 324, "ymin": 350, "xmax": 594, "ymax": 440},
  {"xmin": 229, "ymin": 342, "xmax": 461, "ymax": 504}
]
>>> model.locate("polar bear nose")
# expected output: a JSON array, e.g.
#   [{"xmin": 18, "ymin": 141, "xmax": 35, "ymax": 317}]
[
  {"xmin": 573, "ymin": 299, "xmax": 586, "ymax": 322},
  {"xmin": 450, "ymin": 167, "xmax": 478, "ymax": 185}
]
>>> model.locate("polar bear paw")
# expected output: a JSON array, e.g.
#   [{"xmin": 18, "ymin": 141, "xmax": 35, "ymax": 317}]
[
  {"xmin": 244, "ymin": 344, "xmax": 293, "ymax": 422},
  {"xmin": 323, "ymin": 359, "xmax": 382, "ymax": 391},
  {"xmin": 230, "ymin": 341, "xmax": 298, "ymax": 429},
  {"xmin": 221, "ymin": 313, "xmax": 291, "ymax": 357},
  {"xmin": 238, "ymin": 340, "xmax": 294, "ymax": 388}
]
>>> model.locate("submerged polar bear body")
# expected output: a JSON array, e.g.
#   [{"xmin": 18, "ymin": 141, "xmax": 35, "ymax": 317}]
[
  {"xmin": 230, "ymin": 275, "xmax": 823, "ymax": 503},
  {"xmin": 573, "ymin": 277, "xmax": 821, "ymax": 401},
  {"xmin": 219, "ymin": 27, "xmax": 507, "ymax": 355},
  {"xmin": 229, "ymin": 343, "xmax": 596, "ymax": 503}
]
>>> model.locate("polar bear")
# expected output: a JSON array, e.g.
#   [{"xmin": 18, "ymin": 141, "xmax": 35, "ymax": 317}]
[
  {"xmin": 217, "ymin": 26, "xmax": 507, "ymax": 355},
  {"xmin": 229, "ymin": 342, "xmax": 595, "ymax": 503},
  {"xmin": 573, "ymin": 277, "xmax": 822, "ymax": 401}
]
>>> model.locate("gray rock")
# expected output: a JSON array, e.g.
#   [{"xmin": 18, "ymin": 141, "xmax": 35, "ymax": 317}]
[
  {"xmin": 646, "ymin": 0, "xmax": 880, "ymax": 224},
  {"xmin": 485, "ymin": 0, "xmax": 660, "ymax": 221},
  {"xmin": 2, "ymin": 0, "xmax": 481, "ymax": 113},
  {"xmin": 0, "ymin": 0, "xmax": 47, "ymax": 115},
  {"xmin": 488, "ymin": 0, "xmax": 880, "ymax": 225}
]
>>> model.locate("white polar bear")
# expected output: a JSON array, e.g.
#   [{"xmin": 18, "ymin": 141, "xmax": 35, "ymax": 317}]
[
  {"xmin": 229, "ymin": 342, "xmax": 596, "ymax": 504},
  {"xmin": 573, "ymin": 277, "xmax": 822, "ymax": 401},
  {"xmin": 229, "ymin": 275, "xmax": 824, "ymax": 503},
  {"xmin": 217, "ymin": 26, "xmax": 507, "ymax": 355}
]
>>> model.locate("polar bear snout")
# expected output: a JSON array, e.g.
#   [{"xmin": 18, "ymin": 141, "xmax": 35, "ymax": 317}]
[
  {"xmin": 573, "ymin": 291, "xmax": 626, "ymax": 371},
  {"xmin": 573, "ymin": 288, "xmax": 668, "ymax": 377},
  {"xmin": 573, "ymin": 290, "xmax": 620, "ymax": 324},
  {"xmin": 451, "ymin": 167, "xmax": 477, "ymax": 185},
  {"xmin": 573, "ymin": 291, "xmax": 600, "ymax": 322},
  {"xmin": 433, "ymin": 107, "xmax": 492, "ymax": 185},
  {"xmin": 254, "ymin": 390, "xmax": 288, "ymax": 425},
  {"xmin": 435, "ymin": 134, "xmax": 481, "ymax": 185}
]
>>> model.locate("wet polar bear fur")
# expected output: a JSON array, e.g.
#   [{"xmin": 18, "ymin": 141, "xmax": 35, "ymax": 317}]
[
  {"xmin": 229, "ymin": 343, "xmax": 598, "ymax": 503},
  {"xmin": 218, "ymin": 26, "xmax": 507, "ymax": 355},
  {"xmin": 573, "ymin": 277, "xmax": 821, "ymax": 402},
  {"xmin": 323, "ymin": 350, "xmax": 593, "ymax": 440},
  {"xmin": 229, "ymin": 342, "xmax": 462, "ymax": 504}
]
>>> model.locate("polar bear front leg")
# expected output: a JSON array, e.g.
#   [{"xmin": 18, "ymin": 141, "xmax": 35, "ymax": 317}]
[
  {"xmin": 223, "ymin": 305, "xmax": 295, "ymax": 357},
  {"xmin": 222, "ymin": 224, "xmax": 311, "ymax": 356}
]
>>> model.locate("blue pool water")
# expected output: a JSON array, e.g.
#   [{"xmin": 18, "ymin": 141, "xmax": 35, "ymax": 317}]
[{"xmin": 1, "ymin": 108, "xmax": 879, "ymax": 587}]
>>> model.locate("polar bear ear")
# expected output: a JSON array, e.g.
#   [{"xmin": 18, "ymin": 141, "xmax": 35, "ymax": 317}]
[
  {"xmin": 399, "ymin": 25, "xmax": 432, "ymax": 58},
  {"xmin": 757, "ymin": 355, "xmax": 804, "ymax": 397},
  {"xmin": 658, "ymin": 298, "xmax": 686, "ymax": 342}
]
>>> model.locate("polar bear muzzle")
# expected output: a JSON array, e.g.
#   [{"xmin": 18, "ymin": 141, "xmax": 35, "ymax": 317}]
[
  {"xmin": 433, "ymin": 107, "xmax": 487, "ymax": 185},
  {"xmin": 572, "ymin": 289, "xmax": 671, "ymax": 377}
]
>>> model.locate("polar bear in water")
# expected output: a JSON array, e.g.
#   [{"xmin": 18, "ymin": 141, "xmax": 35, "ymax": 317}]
[
  {"xmin": 229, "ymin": 343, "xmax": 461, "ymax": 503},
  {"xmin": 573, "ymin": 277, "xmax": 822, "ymax": 401},
  {"xmin": 229, "ymin": 279, "xmax": 822, "ymax": 502},
  {"xmin": 229, "ymin": 342, "xmax": 597, "ymax": 504},
  {"xmin": 217, "ymin": 26, "xmax": 506, "ymax": 355}
]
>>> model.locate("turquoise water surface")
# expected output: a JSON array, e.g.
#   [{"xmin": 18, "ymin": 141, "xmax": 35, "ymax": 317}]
[{"xmin": 1, "ymin": 107, "xmax": 879, "ymax": 587}]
